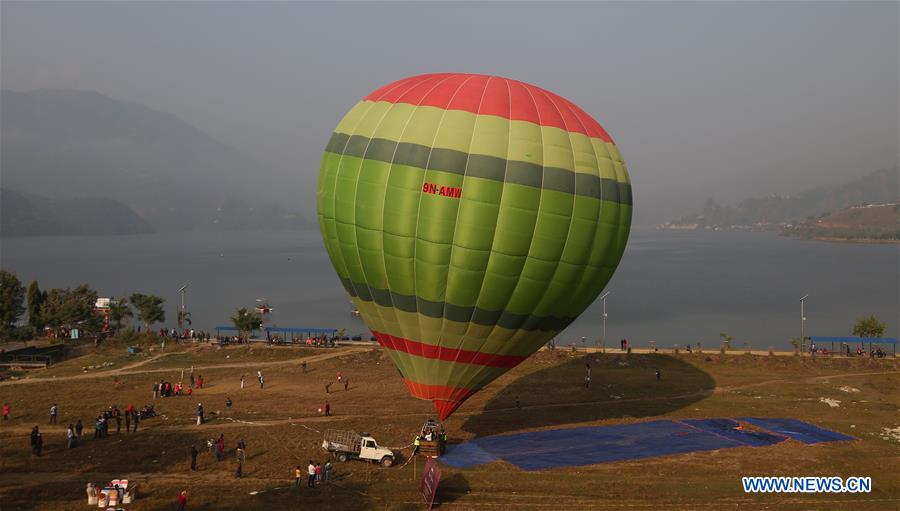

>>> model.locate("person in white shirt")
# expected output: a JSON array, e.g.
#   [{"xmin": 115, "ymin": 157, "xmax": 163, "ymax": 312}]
[{"xmin": 307, "ymin": 461, "xmax": 317, "ymax": 488}]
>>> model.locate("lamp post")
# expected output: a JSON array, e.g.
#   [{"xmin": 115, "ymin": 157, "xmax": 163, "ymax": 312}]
[
  {"xmin": 177, "ymin": 284, "xmax": 189, "ymax": 333},
  {"xmin": 599, "ymin": 291, "xmax": 611, "ymax": 351},
  {"xmin": 800, "ymin": 294, "xmax": 808, "ymax": 353}
]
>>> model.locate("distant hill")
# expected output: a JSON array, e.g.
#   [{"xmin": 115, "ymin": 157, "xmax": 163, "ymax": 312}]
[
  {"xmin": 781, "ymin": 203, "xmax": 899, "ymax": 242},
  {"xmin": 1, "ymin": 188, "xmax": 154, "ymax": 236},
  {"xmin": 664, "ymin": 167, "xmax": 899, "ymax": 230},
  {"xmin": 1, "ymin": 89, "xmax": 306, "ymax": 232}
]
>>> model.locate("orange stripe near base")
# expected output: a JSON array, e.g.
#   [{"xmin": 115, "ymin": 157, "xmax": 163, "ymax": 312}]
[
  {"xmin": 403, "ymin": 379, "xmax": 476, "ymax": 421},
  {"xmin": 432, "ymin": 400, "xmax": 465, "ymax": 421}
]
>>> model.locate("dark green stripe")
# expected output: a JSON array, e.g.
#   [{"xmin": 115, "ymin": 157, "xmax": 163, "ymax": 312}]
[
  {"xmin": 339, "ymin": 277, "xmax": 574, "ymax": 332},
  {"xmin": 326, "ymin": 132, "xmax": 632, "ymax": 205}
]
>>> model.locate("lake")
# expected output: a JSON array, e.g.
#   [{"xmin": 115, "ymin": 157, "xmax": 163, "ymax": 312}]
[{"xmin": 1, "ymin": 229, "xmax": 896, "ymax": 350}]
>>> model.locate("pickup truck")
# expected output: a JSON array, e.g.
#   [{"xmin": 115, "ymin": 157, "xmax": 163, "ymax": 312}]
[{"xmin": 322, "ymin": 430, "xmax": 395, "ymax": 467}]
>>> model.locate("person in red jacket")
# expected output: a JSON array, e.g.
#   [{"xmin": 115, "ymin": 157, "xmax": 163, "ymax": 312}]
[
  {"xmin": 197, "ymin": 375, "xmax": 204, "ymax": 389},
  {"xmin": 176, "ymin": 490, "xmax": 187, "ymax": 511},
  {"xmin": 216, "ymin": 434, "xmax": 225, "ymax": 461},
  {"xmin": 2, "ymin": 403, "xmax": 9, "ymax": 420}
]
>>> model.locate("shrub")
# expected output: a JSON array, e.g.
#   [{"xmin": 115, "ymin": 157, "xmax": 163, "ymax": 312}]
[{"xmin": 6, "ymin": 325, "xmax": 35, "ymax": 341}]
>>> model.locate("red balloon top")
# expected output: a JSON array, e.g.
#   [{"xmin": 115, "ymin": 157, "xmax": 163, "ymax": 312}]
[{"xmin": 362, "ymin": 73, "xmax": 613, "ymax": 143}]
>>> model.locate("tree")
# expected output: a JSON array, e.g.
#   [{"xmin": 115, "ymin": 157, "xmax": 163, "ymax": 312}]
[
  {"xmin": 130, "ymin": 293, "xmax": 166, "ymax": 333},
  {"xmin": 26, "ymin": 280, "xmax": 47, "ymax": 332},
  {"xmin": 719, "ymin": 332, "xmax": 733, "ymax": 351},
  {"xmin": 40, "ymin": 289, "xmax": 67, "ymax": 336},
  {"xmin": 0, "ymin": 270, "xmax": 26, "ymax": 335},
  {"xmin": 790, "ymin": 336, "xmax": 801, "ymax": 355},
  {"xmin": 80, "ymin": 310, "xmax": 107, "ymax": 339},
  {"xmin": 108, "ymin": 299, "xmax": 134, "ymax": 333},
  {"xmin": 40, "ymin": 285, "xmax": 98, "ymax": 337},
  {"xmin": 853, "ymin": 315, "xmax": 886, "ymax": 338},
  {"xmin": 230, "ymin": 307, "xmax": 263, "ymax": 342}
]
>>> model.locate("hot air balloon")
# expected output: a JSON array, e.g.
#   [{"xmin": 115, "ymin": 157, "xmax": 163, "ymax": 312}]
[{"xmin": 317, "ymin": 73, "xmax": 632, "ymax": 420}]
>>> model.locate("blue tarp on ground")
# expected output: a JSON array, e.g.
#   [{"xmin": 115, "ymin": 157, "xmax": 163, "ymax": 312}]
[
  {"xmin": 738, "ymin": 418, "xmax": 856, "ymax": 444},
  {"xmin": 442, "ymin": 419, "xmax": 787, "ymax": 471},
  {"xmin": 680, "ymin": 419, "xmax": 786, "ymax": 447},
  {"xmin": 441, "ymin": 418, "xmax": 850, "ymax": 471},
  {"xmin": 440, "ymin": 441, "xmax": 498, "ymax": 466}
]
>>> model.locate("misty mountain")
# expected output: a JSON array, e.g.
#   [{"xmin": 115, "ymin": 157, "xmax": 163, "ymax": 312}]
[
  {"xmin": 1, "ymin": 89, "xmax": 305, "ymax": 231},
  {"xmin": 670, "ymin": 167, "xmax": 899, "ymax": 228},
  {"xmin": 1, "ymin": 188, "xmax": 153, "ymax": 236}
]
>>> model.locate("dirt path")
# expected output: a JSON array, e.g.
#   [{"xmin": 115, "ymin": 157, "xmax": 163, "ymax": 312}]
[
  {"xmin": 712, "ymin": 369, "xmax": 900, "ymax": 394},
  {"xmin": 0, "ymin": 348, "xmax": 368, "ymax": 387}
]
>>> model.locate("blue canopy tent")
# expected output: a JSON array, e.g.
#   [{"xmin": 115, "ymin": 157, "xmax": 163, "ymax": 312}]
[{"xmin": 810, "ymin": 336, "xmax": 896, "ymax": 357}]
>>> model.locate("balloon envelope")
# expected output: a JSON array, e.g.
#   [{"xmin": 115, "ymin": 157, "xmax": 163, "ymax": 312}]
[{"xmin": 317, "ymin": 73, "xmax": 632, "ymax": 419}]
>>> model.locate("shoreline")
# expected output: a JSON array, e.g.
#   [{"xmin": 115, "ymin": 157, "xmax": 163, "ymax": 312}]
[
  {"xmin": 3, "ymin": 339, "xmax": 895, "ymax": 360},
  {"xmin": 798, "ymin": 236, "xmax": 899, "ymax": 244},
  {"xmin": 545, "ymin": 345, "xmax": 896, "ymax": 358}
]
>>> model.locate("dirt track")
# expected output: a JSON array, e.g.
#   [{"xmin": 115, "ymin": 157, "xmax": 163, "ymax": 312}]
[{"xmin": 0, "ymin": 347, "xmax": 368, "ymax": 386}]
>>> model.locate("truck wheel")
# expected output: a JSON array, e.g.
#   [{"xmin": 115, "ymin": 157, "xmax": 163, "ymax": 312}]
[
  {"xmin": 337, "ymin": 453, "xmax": 349, "ymax": 463},
  {"xmin": 380, "ymin": 456, "xmax": 394, "ymax": 467}
]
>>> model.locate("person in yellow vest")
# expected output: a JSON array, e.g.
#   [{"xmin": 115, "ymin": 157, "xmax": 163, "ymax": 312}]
[{"xmin": 413, "ymin": 436, "xmax": 420, "ymax": 455}]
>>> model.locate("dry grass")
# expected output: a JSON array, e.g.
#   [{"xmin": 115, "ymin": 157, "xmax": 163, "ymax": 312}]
[{"xmin": 0, "ymin": 345, "xmax": 897, "ymax": 510}]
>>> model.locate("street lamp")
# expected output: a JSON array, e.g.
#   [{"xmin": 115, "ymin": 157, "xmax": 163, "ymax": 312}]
[
  {"xmin": 599, "ymin": 291, "xmax": 611, "ymax": 350},
  {"xmin": 178, "ymin": 284, "xmax": 189, "ymax": 313},
  {"xmin": 800, "ymin": 294, "xmax": 808, "ymax": 353},
  {"xmin": 177, "ymin": 284, "xmax": 190, "ymax": 333}
]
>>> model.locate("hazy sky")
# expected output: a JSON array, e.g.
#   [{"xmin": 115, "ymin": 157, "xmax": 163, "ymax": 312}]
[{"xmin": 2, "ymin": 1, "xmax": 898, "ymax": 223}]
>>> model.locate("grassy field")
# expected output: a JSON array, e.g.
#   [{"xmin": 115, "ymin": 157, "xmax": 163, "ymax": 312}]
[{"xmin": 0, "ymin": 343, "xmax": 897, "ymax": 510}]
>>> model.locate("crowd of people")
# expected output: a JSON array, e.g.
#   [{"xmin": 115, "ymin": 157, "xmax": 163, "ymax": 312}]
[
  {"xmin": 187, "ymin": 434, "xmax": 248, "ymax": 479},
  {"xmin": 18, "ymin": 351, "xmax": 364, "ymax": 509},
  {"xmin": 158, "ymin": 328, "xmax": 213, "ymax": 341},
  {"xmin": 851, "ymin": 345, "xmax": 889, "ymax": 358},
  {"xmin": 26, "ymin": 402, "xmax": 149, "ymax": 456},
  {"xmin": 296, "ymin": 460, "xmax": 334, "ymax": 488},
  {"xmin": 215, "ymin": 334, "xmax": 342, "ymax": 347},
  {"xmin": 811, "ymin": 343, "xmax": 891, "ymax": 358},
  {"xmin": 142, "ymin": 327, "xmax": 358, "ymax": 348},
  {"xmin": 153, "ymin": 379, "xmax": 199, "ymax": 399}
]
